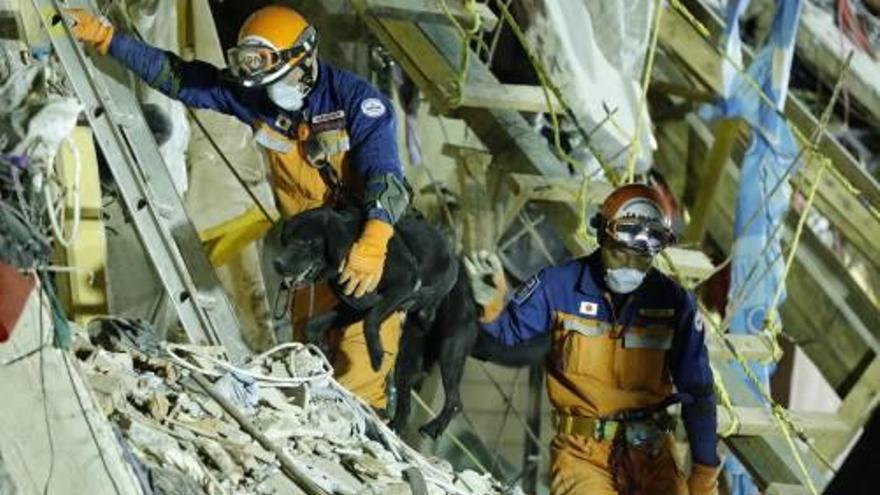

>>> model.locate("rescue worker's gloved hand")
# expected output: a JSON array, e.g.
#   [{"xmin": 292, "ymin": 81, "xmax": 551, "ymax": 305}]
[
  {"xmin": 64, "ymin": 9, "xmax": 115, "ymax": 55},
  {"xmin": 688, "ymin": 463, "xmax": 720, "ymax": 495},
  {"xmin": 464, "ymin": 251, "xmax": 507, "ymax": 323},
  {"xmin": 339, "ymin": 219, "xmax": 393, "ymax": 298}
]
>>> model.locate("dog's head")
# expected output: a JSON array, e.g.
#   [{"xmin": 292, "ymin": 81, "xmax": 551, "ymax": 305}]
[{"xmin": 272, "ymin": 207, "xmax": 360, "ymax": 288}]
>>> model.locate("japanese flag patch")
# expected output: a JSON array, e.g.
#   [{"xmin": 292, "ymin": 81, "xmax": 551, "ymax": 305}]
[
  {"xmin": 360, "ymin": 98, "xmax": 386, "ymax": 118},
  {"xmin": 579, "ymin": 301, "xmax": 599, "ymax": 316}
]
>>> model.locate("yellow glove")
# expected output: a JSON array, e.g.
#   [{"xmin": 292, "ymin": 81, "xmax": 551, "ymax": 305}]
[
  {"xmin": 199, "ymin": 207, "xmax": 279, "ymax": 267},
  {"xmin": 339, "ymin": 219, "xmax": 394, "ymax": 298},
  {"xmin": 64, "ymin": 9, "xmax": 115, "ymax": 55},
  {"xmin": 688, "ymin": 464, "xmax": 720, "ymax": 495}
]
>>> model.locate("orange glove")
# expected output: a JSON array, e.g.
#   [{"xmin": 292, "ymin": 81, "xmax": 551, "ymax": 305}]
[
  {"xmin": 688, "ymin": 463, "xmax": 720, "ymax": 495},
  {"xmin": 64, "ymin": 9, "xmax": 115, "ymax": 55},
  {"xmin": 339, "ymin": 219, "xmax": 394, "ymax": 298}
]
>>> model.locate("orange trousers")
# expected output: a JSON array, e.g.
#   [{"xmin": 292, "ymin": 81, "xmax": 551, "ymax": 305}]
[
  {"xmin": 291, "ymin": 283, "xmax": 401, "ymax": 409},
  {"xmin": 550, "ymin": 433, "xmax": 687, "ymax": 495}
]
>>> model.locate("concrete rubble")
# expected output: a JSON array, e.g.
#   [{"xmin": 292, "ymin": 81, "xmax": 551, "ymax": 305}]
[{"xmin": 71, "ymin": 319, "xmax": 518, "ymax": 495}]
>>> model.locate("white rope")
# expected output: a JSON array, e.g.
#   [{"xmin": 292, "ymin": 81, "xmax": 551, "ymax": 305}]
[
  {"xmin": 44, "ymin": 135, "xmax": 82, "ymax": 248},
  {"xmin": 164, "ymin": 342, "xmax": 334, "ymax": 387}
]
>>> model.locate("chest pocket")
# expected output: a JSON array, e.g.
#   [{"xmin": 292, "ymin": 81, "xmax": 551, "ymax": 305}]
[
  {"xmin": 255, "ymin": 122, "xmax": 352, "ymax": 218},
  {"xmin": 555, "ymin": 314, "xmax": 616, "ymax": 384},
  {"xmin": 615, "ymin": 321, "xmax": 674, "ymax": 392}
]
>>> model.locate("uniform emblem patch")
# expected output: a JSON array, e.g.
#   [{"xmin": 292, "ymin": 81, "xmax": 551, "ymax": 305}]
[
  {"xmin": 579, "ymin": 301, "xmax": 598, "ymax": 316},
  {"xmin": 513, "ymin": 275, "xmax": 540, "ymax": 304},
  {"xmin": 360, "ymin": 98, "xmax": 386, "ymax": 118}
]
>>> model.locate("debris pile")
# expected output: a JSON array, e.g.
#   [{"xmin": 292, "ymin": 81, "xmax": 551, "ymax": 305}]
[{"xmin": 72, "ymin": 319, "xmax": 514, "ymax": 495}]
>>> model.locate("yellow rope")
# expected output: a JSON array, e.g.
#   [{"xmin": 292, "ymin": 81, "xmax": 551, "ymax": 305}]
[
  {"xmin": 438, "ymin": 0, "xmax": 482, "ymax": 106},
  {"xmin": 774, "ymin": 404, "xmax": 821, "ymax": 495},
  {"xmin": 764, "ymin": 157, "xmax": 830, "ymax": 333},
  {"xmin": 712, "ymin": 365, "xmax": 740, "ymax": 438},
  {"xmin": 625, "ymin": 0, "xmax": 665, "ymax": 184}
]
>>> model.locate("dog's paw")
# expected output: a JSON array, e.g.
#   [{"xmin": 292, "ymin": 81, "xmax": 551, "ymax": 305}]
[{"xmin": 418, "ymin": 421, "xmax": 443, "ymax": 440}]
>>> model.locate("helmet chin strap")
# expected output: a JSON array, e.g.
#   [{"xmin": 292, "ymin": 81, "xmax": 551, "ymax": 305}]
[{"xmin": 298, "ymin": 55, "xmax": 317, "ymax": 95}]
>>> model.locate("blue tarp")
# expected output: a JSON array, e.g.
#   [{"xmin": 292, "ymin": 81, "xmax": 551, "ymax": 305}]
[{"xmin": 703, "ymin": 1, "xmax": 804, "ymax": 493}]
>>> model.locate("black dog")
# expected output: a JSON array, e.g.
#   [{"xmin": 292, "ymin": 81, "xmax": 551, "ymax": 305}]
[
  {"xmin": 273, "ymin": 206, "xmax": 457, "ymax": 372},
  {"xmin": 274, "ymin": 206, "xmax": 551, "ymax": 438},
  {"xmin": 274, "ymin": 206, "xmax": 478, "ymax": 437}
]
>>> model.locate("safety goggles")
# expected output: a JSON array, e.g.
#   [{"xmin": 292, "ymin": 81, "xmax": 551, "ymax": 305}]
[
  {"xmin": 227, "ymin": 25, "xmax": 317, "ymax": 87},
  {"xmin": 605, "ymin": 217, "xmax": 675, "ymax": 255}
]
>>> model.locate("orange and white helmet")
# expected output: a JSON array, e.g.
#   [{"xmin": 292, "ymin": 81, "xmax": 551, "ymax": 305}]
[
  {"xmin": 226, "ymin": 6, "xmax": 317, "ymax": 87},
  {"xmin": 593, "ymin": 184, "xmax": 675, "ymax": 255}
]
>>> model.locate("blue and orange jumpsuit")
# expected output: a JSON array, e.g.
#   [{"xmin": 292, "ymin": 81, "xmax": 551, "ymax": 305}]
[
  {"xmin": 483, "ymin": 251, "xmax": 719, "ymax": 494},
  {"xmin": 106, "ymin": 32, "xmax": 404, "ymax": 407}
]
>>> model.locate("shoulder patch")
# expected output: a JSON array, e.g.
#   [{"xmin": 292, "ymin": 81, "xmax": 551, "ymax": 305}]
[
  {"xmin": 694, "ymin": 311, "xmax": 705, "ymax": 333},
  {"xmin": 360, "ymin": 98, "xmax": 386, "ymax": 118},
  {"xmin": 514, "ymin": 275, "xmax": 541, "ymax": 304}
]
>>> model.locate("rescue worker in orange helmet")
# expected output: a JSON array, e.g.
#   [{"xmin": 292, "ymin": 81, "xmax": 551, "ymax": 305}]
[
  {"xmin": 63, "ymin": 5, "xmax": 409, "ymax": 408},
  {"xmin": 467, "ymin": 184, "xmax": 720, "ymax": 495}
]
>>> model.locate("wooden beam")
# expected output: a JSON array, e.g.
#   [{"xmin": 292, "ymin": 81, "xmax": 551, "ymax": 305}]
[
  {"xmin": 364, "ymin": 0, "xmax": 498, "ymax": 31},
  {"xmin": 717, "ymin": 406, "xmax": 850, "ymax": 443},
  {"xmin": 684, "ymin": 118, "xmax": 744, "ymax": 244},
  {"xmin": 818, "ymin": 356, "xmax": 880, "ymax": 458},
  {"xmin": 460, "ymin": 83, "xmax": 558, "ymax": 114},
  {"xmin": 707, "ymin": 333, "xmax": 776, "ymax": 362},
  {"xmin": 508, "ymin": 173, "xmax": 607, "ymax": 204}
]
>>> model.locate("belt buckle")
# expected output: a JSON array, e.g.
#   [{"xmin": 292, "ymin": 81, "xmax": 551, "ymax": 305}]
[{"xmin": 626, "ymin": 422, "xmax": 663, "ymax": 455}]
